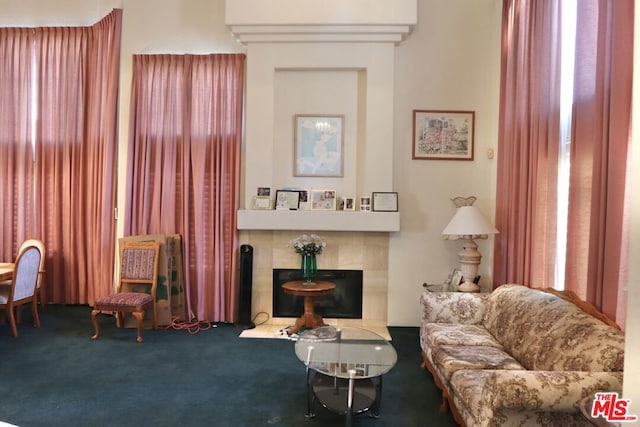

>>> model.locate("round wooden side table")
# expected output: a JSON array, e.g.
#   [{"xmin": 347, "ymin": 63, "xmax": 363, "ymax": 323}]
[{"xmin": 282, "ymin": 280, "xmax": 336, "ymax": 335}]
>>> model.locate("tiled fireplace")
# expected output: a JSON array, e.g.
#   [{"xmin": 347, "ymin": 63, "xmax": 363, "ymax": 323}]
[{"xmin": 239, "ymin": 230, "xmax": 389, "ymax": 329}]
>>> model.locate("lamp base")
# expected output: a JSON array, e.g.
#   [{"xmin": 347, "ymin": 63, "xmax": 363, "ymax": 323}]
[
  {"xmin": 457, "ymin": 238, "xmax": 482, "ymax": 293},
  {"xmin": 458, "ymin": 281, "xmax": 480, "ymax": 293}
]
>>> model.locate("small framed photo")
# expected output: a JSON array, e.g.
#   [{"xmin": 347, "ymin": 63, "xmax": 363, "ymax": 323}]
[
  {"xmin": 412, "ymin": 110, "xmax": 475, "ymax": 160},
  {"xmin": 251, "ymin": 196, "xmax": 272, "ymax": 210},
  {"xmin": 298, "ymin": 190, "xmax": 309, "ymax": 210},
  {"xmin": 310, "ymin": 190, "xmax": 337, "ymax": 210},
  {"xmin": 294, "ymin": 114, "xmax": 344, "ymax": 177},
  {"xmin": 359, "ymin": 196, "xmax": 371, "ymax": 212},
  {"xmin": 372, "ymin": 192, "xmax": 398, "ymax": 212},
  {"xmin": 257, "ymin": 187, "xmax": 271, "ymax": 196},
  {"xmin": 343, "ymin": 197, "xmax": 355, "ymax": 211},
  {"xmin": 450, "ymin": 269, "xmax": 463, "ymax": 290},
  {"xmin": 275, "ymin": 190, "xmax": 300, "ymax": 210}
]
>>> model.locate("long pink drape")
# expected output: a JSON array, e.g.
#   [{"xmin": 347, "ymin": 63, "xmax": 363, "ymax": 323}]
[
  {"xmin": 565, "ymin": 0, "xmax": 633, "ymax": 323},
  {"xmin": 495, "ymin": 0, "xmax": 633, "ymax": 326},
  {"xmin": 0, "ymin": 10, "xmax": 121, "ymax": 305},
  {"xmin": 494, "ymin": 0, "xmax": 562, "ymax": 288},
  {"xmin": 0, "ymin": 28, "xmax": 35, "ymax": 258},
  {"xmin": 126, "ymin": 54, "xmax": 245, "ymax": 322}
]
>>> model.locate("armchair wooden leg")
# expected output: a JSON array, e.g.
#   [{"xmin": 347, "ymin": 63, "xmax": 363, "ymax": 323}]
[
  {"xmin": 116, "ymin": 311, "xmax": 124, "ymax": 328},
  {"xmin": 32, "ymin": 301, "xmax": 40, "ymax": 328},
  {"xmin": 132, "ymin": 311, "xmax": 145, "ymax": 343},
  {"xmin": 90, "ymin": 309, "xmax": 100, "ymax": 340},
  {"xmin": 36, "ymin": 289, "xmax": 46, "ymax": 313},
  {"xmin": 8, "ymin": 306, "xmax": 18, "ymax": 337}
]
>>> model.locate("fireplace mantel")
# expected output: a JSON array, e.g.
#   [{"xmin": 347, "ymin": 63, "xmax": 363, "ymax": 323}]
[{"xmin": 237, "ymin": 209, "xmax": 399, "ymax": 232}]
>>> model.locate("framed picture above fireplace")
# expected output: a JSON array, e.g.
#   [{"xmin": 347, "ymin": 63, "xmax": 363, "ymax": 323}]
[{"xmin": 294, "ymin": 114, "xmax": 344, "ymax": 177}]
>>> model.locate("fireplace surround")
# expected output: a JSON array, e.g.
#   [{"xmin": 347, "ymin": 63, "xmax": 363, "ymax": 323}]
[{"xmin": 238, "ymin": 230, "xmax": 389, "ymax": 326}]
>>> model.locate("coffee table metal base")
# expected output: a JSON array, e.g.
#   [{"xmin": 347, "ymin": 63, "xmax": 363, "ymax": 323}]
[
  {"xmin": 312, "ymin": 373, "xmax": 380, "ymax": 415},
  {"xmin": 306, "ymin": 371, "xmax": 382, "ymax": 425}
]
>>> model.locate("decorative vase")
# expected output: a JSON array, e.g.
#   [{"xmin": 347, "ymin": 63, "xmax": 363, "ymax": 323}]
[{"xmin": 301, "ymin": 253, "xmax": 317, "ymax": 285}]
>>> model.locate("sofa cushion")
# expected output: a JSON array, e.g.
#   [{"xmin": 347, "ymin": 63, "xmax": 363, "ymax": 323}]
[
  {"xmin": 483, "ymin": 285, "xmax": 567, "ymax": 369},
  {"xmin": 431, "ymin": 345, "xmax": 524, "ymax": 381},
  {"xmin": 450, "ymin": 369, "xmax": 599, "ymax": 427},
  {"xmin": 534, "ymin": 310, "xmax": 625, "ymax": 371},
  {"xmin": 421, "ymin": 291, "xmax": 487, "ymax": 325},
  {"xmin": 482, "ymin": 284, "xmax": 624, "ymax": 372},
  {"xmin": 421, "ymin": 323, "xmax": 504, "ymax": 363}
]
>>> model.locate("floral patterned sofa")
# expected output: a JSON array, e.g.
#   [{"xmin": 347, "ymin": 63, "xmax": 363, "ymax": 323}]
[{"xmin": 420, "ymin": 284, "xmax": 625, "ymax": 427}]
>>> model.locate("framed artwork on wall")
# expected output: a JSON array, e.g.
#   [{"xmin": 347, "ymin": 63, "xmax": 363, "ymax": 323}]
[
  {"xmin": 412, "ymin": 110, "xmax": 475, "ymax": 160},
  {"xmin": 294, "ymin": 114, "xmax": 344, "ymax": 177}
]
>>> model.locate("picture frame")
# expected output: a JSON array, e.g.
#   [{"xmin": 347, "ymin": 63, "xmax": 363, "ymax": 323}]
[
  {"xmin": 251, "ymin": 195, "xmax": 273, "ymax": 210},
  {"xmin": 275, "ymin": 190, "xmax": 301, "ymax": 210},
  {"xmin": 412, "ymin": 110, "xmax": 475, "ymax": 160},
  {"xmin": 372, "ymin": 192, "xmax": 398, "ymax": 212},
  {"xmin": 343, "ymin": 197, "xmax": 355, "ymax": 211},
  {"xmin": 359, "ymin": 196, "xmax": 371, "ymax": 212},
  {"xmin": 257, "ymin": 187, "xmax": 271, "ymax": 196},
  {"xmin": 294, "ymin": 114, "xmax": 344, "ymax": 177},
  {"xmin": 298, "ymin": 190, "xmax": 309, "ymax": 210},
  {"xmin": 310, "ymin": 190, "xmax": 337, "ymax": 210},
  {"xmin": 450, "ymin": 269, "xmax": 463, "ymax": 290}
]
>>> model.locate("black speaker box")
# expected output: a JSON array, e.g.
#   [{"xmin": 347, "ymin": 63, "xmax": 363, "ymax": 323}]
[{"xmin": 237, "ymin": 244, "xmax": 254, "ymax": 329}]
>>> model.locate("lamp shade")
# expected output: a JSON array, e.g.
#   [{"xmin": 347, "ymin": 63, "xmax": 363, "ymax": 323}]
[{"xmin": 442, "ymin": 206, "xmax": 498, "ymax": 237}]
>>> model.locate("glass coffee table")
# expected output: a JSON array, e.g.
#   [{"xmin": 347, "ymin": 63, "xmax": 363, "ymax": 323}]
[{"xmin": 294, "ymin": 326, "xmax": 397, "ymax": 425}]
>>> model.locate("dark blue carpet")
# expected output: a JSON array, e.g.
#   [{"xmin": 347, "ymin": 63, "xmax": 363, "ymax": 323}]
[{"xmin": 0, "ymin": 305, "xmax": 457, "ymax": 427}]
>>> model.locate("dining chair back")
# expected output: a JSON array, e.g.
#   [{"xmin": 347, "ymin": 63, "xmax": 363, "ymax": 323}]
[
  {"xmin": 91, "ymin": 240, "xmax": 161, "ymax": 343},
  {"xmin": 17, "ymin": 239, "xmax": 46, "ymax": 311},
  {"xmin": 0, "ymin": 243, "xmax": 42, "ymax": 337}
]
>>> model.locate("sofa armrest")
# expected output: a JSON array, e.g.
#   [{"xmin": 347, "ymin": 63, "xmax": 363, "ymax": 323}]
[
  {"xmin": 481, "ymin": 370, "xmax": 624, "ymax": 412},
  {"xmin": 420, "ymin": 291, "xmax": 487, "ymax": 325}
]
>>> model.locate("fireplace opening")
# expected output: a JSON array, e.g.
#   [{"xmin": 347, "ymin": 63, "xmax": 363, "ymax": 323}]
[{"xmin": 272, "ymin": 269, "xmax": 363, "ymax": 319}]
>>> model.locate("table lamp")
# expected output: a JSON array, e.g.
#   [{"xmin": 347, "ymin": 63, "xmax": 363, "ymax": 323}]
[{"xmin": 442, "ymin": 202, "xmax": 498, "ymax": 292}]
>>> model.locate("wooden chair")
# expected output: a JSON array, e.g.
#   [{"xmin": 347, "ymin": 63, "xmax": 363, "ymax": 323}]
[
  {"xmin": 1, "ymin": 239, "xmax": 46, "ymax": 306},
  {"xmin": 0, "ymin": 243, "xmax": 43, "ymax": 337},
  {"xmin": 91, "ymin": 241, "xmax": 160, "ymax": 343},
  {"xmin": 19, "ymin": 239, "xmax": 46, "ymax": 312}
]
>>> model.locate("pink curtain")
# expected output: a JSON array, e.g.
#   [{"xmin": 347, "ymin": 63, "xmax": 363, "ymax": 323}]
[
  {"xmin": 565, "ymin": 0, "xmax": 633, "ymax": 323},
  {"xmin": 0, "ymin": 28, "xmax": 35, "ymax": 260},
  {"xmin": 33, "ymin": 10, "xmax": 122, "ymax": 304},
  {"xmin": 495, "ymin": 0, "xmax": 633, "ymax": 326},
  {"xmin": 493, "ymin": 0, "xmax": 562, "ymax": 287},
  {"xmin": 126, "ymin": 54, "xmax": 245, "ymax": 322}
]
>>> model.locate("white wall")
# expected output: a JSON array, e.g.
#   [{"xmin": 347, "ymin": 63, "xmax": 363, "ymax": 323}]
[
  {"xmin": 273, "ymin": 70, "xmax": 359, "ymax": 195},
  {"xmin": 390, "ymin": 0, "xmax": 502, "ymax": 325},
  {"xmin": 242, "ymin": 42, "xmax": 396, "ymax": 209}
]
